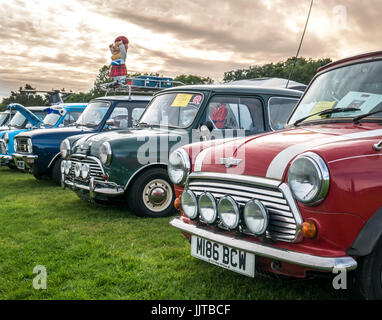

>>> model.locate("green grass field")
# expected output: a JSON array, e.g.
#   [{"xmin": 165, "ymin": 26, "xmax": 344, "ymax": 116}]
[{"xmin": 0, "ymin": 167, "xmax": 347, "ymax": 300}]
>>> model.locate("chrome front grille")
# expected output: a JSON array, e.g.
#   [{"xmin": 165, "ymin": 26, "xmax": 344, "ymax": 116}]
[
  {"xmin": 187, "ymin": 173, "xmax": 302, "ymax": 243},
  {"xmin": 0, "ymin": 140, "xmax": 6, "ymax": 154},
  {"xmin": 15, "ymin": 138, "xmax": 29, "ymax": 153},
  {"xmin": 67, "ymin": 155, "xmax": 104, "ymax": 183}
]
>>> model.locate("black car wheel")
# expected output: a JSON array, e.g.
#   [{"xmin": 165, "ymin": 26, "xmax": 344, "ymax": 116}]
[
  {"xmin": 353, "ymin": 237, "xmax": 382, "ymax": 299},
  {"xmin": 51, "ymin": 158, "xmax": 63, "ymax": 186},
  {"xmin": 128, "ymin": 167, "xmax": 175, "ymax": 218}
]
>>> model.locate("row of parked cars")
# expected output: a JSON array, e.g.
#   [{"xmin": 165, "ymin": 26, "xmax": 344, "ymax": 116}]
[{"xmin": 2, "ymin": 52, "xmax": 382, "ymax": 299}]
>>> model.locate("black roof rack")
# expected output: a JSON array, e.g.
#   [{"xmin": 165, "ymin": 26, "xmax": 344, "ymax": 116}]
[{"xmin": 100, "ymin": 76, "xmax": 185, "ymax": 99}]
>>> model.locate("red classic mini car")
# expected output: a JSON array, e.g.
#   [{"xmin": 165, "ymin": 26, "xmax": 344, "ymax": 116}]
[{"xmin": 168, "ymin": 51, "xmax": 382, "ymax": 299}]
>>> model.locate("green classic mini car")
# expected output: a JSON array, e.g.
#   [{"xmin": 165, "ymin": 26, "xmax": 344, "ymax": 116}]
[{"xmin": 61, "ymin": 84, "xmax": 302, "ymax": 217}]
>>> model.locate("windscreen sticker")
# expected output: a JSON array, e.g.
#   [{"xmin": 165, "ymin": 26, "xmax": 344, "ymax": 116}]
[
  {"xmin": 308, "ymin": 101, "xmax": 336, "ymax": 120},
  {"xmin": 171, "ymin": 94, "xmax": 193, "ymax": 107},
  {"xmin": 335, "ymin": 91, "xmax": 382, "ymax": 116},
  {"xmin": 192, "ymin": 95, "xmax": 202, "ymax": 105}
]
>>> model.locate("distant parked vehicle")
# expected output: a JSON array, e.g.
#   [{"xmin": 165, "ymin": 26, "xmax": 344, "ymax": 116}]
[
  {"xmin": 0, "ymin": 108, "xmax": 17, "ymax": 130},
  {"xmin": 12, "ymin": 96, "xmax": 150, "ymax": 184},
  {"xmin": 0, "ymin": 103, "xmax": 86, "ymax": 169}
]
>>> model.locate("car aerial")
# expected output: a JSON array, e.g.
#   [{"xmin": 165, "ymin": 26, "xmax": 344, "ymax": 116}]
[
  {"xmin": 0, "ymin": 104, "xmax": 50, "ymax": 169},
  {"xmin": 60, "ymin": 84, "xmax": 302, "ymax": 218},
  {"xmin": 0, "ymin": 108, "xmax": 17, "ymax": 130},
  {"xmin": 168, "ymin": 51, "xmax": 382, "ymax": 299},
  {"xmin": 12, "ymin": 96, "xmax": 151, "ymax": 185}
]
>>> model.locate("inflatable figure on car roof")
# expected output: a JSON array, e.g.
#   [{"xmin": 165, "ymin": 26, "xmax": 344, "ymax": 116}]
[{"xmin": 109, "ymin": 36, "xmax": 129, "ymax": 84}]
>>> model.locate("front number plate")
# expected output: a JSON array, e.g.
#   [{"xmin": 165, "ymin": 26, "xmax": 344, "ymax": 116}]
[
  {"xmin": 17, "ymin": 160, "xmax": 25, "ymax": 170},
  {"xmin": 191, "ymin": 235, "xmax": 255, "ymax": 277}
]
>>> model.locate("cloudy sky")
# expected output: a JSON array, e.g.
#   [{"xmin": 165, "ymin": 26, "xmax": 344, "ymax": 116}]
[{"xmin": 0, "ymin": 0, "xmax": 381, "ymax": 99}]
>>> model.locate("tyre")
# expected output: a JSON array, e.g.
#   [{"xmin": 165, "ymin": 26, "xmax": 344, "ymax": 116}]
[
  {"xmin": 352, "ymin": 237, "xmax": 382, "ymax": 299},
  {"xmin": 32, "ymin": 167, "xmax": 43, "ymax": 180},
  {"xmin": 51, "ymin": 158, "xmax": 63, "ymax": 186},
  {"xmin": 127, "ymin": 167, "xmax": 175, "ymax": 218},
  {"xmin": 7, "ymin": 162, "xmax": 17, "ymax": 170}
]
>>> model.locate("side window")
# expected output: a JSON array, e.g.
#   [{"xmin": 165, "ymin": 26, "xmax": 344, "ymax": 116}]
[
  {"xmin": 132, "ymin": 108, "xmax": 145, "ymax": 126},
  {"xmin": 202, "ymin": 96, "xmax": 264, "ymax": 133},
  {"xmin": 109, "ymin": 103, "xmax": 129, "ymax": 129},
  {"xmin": 268, "ymin": 97, "xmax": 299, "ymax": 130},
  {"xmin": 63, "ymin": 111, "xmax": 82, "ymax": 126}
]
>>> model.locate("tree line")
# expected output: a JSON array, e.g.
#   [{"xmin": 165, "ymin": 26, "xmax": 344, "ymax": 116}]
[{"xmin": 0, "ymin": 57, "xmax": 331, "ymax": 110}]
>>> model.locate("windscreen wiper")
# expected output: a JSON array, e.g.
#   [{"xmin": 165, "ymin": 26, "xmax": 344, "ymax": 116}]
[
  {"xmin": 293, "ymin": 107, "xmax": 360, "ymax": 126},
  {"xmin": 352, "ymin": 110, "xmax": 382, "ymax": 123}
]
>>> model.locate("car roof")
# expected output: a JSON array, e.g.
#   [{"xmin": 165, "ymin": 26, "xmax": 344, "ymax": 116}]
[
  {"xmin": 317, "ymin": 51, "xmax": 382, "ymax": 73},
  {"xmin": 160, "ymin": 84, "xmax": 303, "ymax": 97},
  {"xmin": 93, "ymin": 95, "xmax": 152, "ymax": 102}
]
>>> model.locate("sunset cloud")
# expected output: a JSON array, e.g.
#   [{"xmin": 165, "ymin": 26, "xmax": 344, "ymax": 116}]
[{"xmin": 0, "ymin": 0, "xmax": 381, "ymax": 99}]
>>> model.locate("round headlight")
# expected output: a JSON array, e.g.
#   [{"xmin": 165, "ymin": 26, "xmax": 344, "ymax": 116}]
[
  {"xmin": 74, "ymin": 162, "xmax": 81, "ymax": 178},
  {"xmin": 64, "ymin": 160, "xmax": 72, "ymax": 175},
  {"xmin": 27, "ymin": 138, "xmax": 33, "ymax": 153},
  {"xmin": 168, "ymin": 149, "xmax": 190, "ymax": 186},
  {"xmin": 218, "ymin": 196, "xmax": 240, "ymax": 229},
  {"xmin": 60, "ymin": 160, "xmax": 66, "ymax": 174},
  {"xmin": 198, "ymin": 192, "xmax": 217, "ymax": 224},
  {"xmin": 244, "ymin": 200, "xmax": 268, "ymax": 235},
  {"xmin": 181, "ymin": 189, "xmax": 198, "ymax": 219},
  {"xmin": 60, "ymin": 139, "xmax": 70, "ymax": 159},
  {"xmin": 99, "ymin": 142, "xmax": 112, "ymax": 165},
  {"xmin": 81, "ymin": 164, "xmax": 90, "ymax": 179},
  {"xmin": 288, "ymin": 152, "xmax": 330, "ymax": 205}
]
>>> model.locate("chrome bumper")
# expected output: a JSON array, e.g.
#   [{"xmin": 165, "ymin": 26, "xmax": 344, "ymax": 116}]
[
  {"xmin": 63, "ymin": 176, "xmax": 124, "ymax": 198},
  {"xmin": 12, "ymin": 153, "xmax": 38, "ymax": 169},
  {"xmin": 170, "ymin": 217, "xmax": 358, "ymax": 272},
  {"xmin": 0, "ymin": 154, "xmax": 12, "ymax": 165}
]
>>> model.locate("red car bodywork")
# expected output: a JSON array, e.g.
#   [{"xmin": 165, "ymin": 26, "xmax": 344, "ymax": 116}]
[{"xmin": 171, "ymin": 52, "xmax": 382, "ymax": 278}]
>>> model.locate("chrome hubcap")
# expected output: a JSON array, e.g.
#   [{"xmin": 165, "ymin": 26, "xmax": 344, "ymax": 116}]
[
  {"xmin": 143, "ymin": 179, "xmax": 173, "ymax": 213},
  {"xmin": 149, "ymin": 186, "xmax": 167, "ymax": 205}
]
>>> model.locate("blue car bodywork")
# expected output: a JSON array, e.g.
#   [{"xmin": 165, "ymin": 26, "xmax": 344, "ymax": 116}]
[
  {"xmin": 12, "ymin": 95, "xmax": 151, "ymax": 184},
  {"xmin": 0, "ymin": 103, "xmax": 87, "ymax": 168}
]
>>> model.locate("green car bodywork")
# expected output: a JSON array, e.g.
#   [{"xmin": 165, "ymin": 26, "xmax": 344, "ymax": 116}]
[{"xmin": 61, "ymin": 84, "xmax": 302, "ymax": 217}]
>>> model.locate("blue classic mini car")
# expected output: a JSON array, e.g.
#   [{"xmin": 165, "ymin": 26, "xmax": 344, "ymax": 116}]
[
  {"xmin": 12, "ymin": 95, "xmax": 151, "ymax": 184},
  {"xmin": 0, "ymin": 103, "xmax": 87, "ymax": 169}
]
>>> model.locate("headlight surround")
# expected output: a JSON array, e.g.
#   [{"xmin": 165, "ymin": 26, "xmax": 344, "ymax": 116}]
[
  {"xmin": 198, "ymin": 192, "xmax": 217, "ymax": 224},
  {"xmin": 181, "ymin": 189, "xmax": 198, "ymax": 219},
  {"xmin": 218, "ymin": 196, "xmax": 240, "ymax": 229},
  {"xmin": 60, "ymin": 139, "xmax": 71, "ymax": 159},
  {"xmin": 244, "ymin": 199, "xmax": 268, "ymax": 235},
  {"xmin": 99, "ymin": 142, "xmax": 112, "ymax": 166},
  {"xmin": 3, "ymin": 133, "xmax": 9, "ymax": 143},
  {"xmin": 14, "ymin": 138, "xmax": 18, "ymax": 152},
  {"xmin": 288, "ymin": 152, "xmax": 330, "ymax": 205},
  {"xmin": 168, "ymin": 149, "xmax": 190, "ymax": 186}
]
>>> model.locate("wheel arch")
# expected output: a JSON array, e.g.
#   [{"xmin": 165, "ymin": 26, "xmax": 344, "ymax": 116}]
[
  {"xmin": 48, "ymin": 152, "xmax": 62, "ymax": 170},
  {"xmin": 347, "ymin": 207, "xmax": 382, "ymax": 257},
  {"xmin": 124, "ymin": 162, "xmax": 168, "ymax": 193}
]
